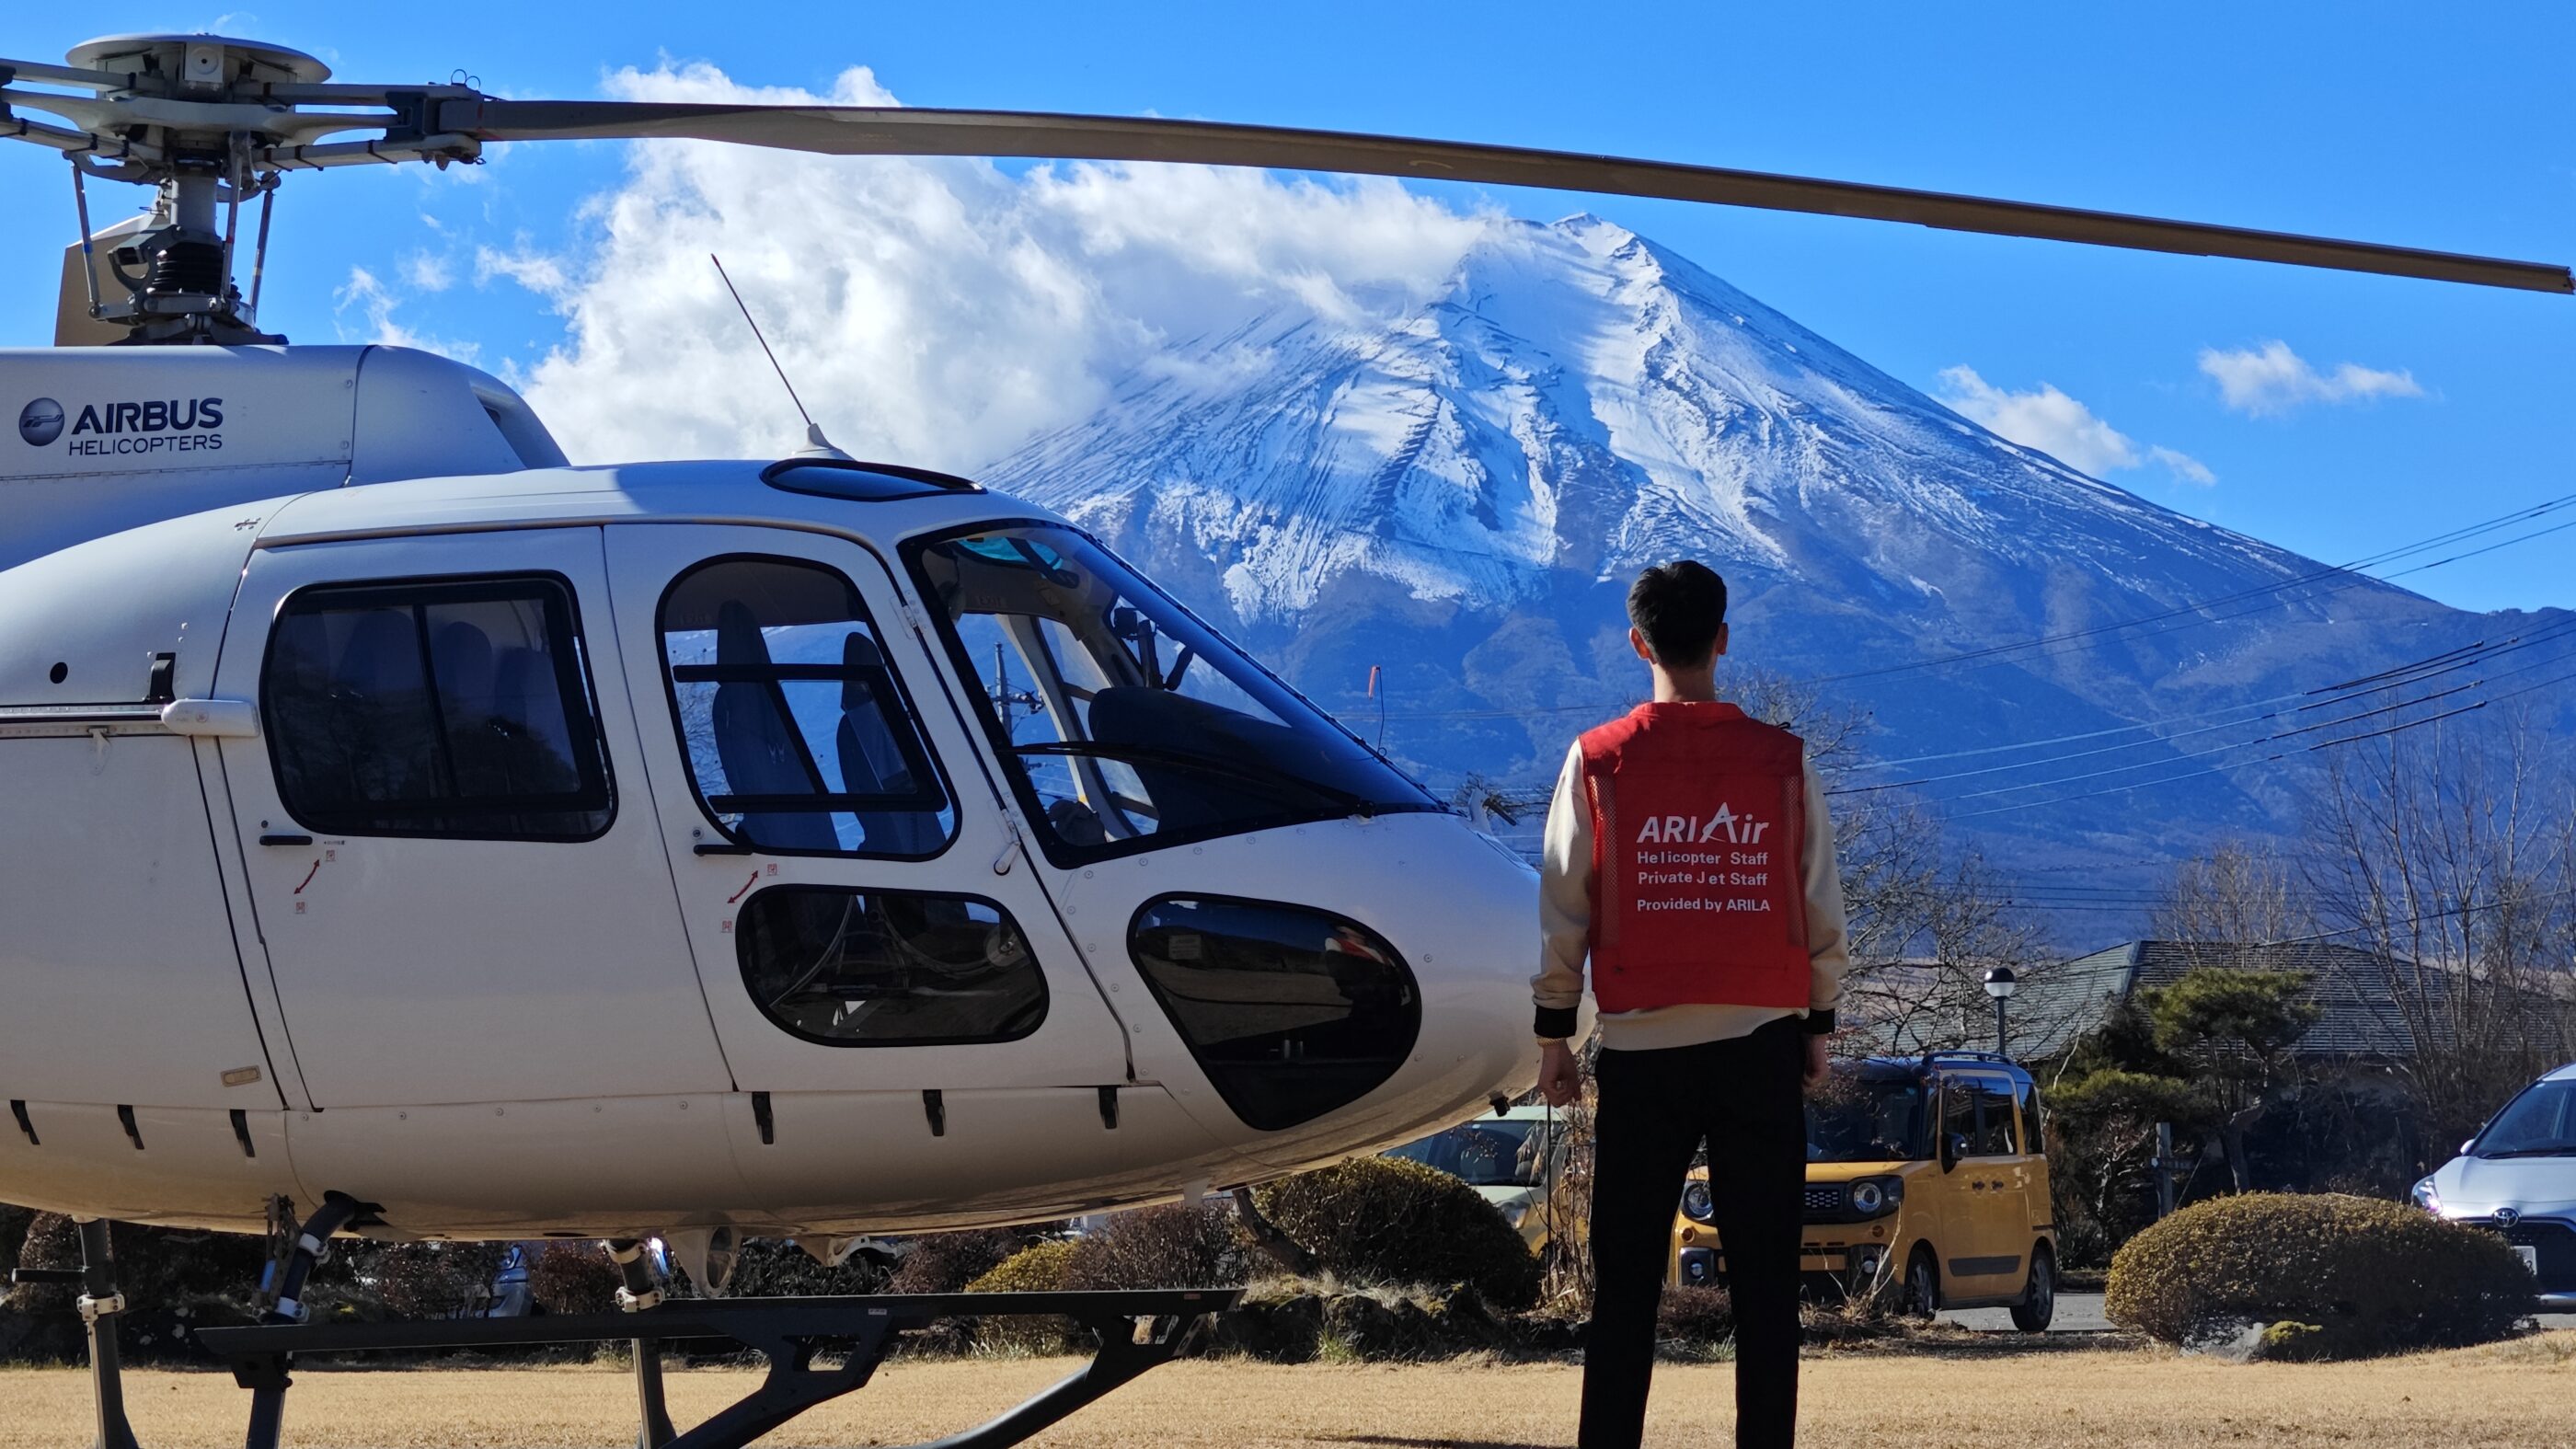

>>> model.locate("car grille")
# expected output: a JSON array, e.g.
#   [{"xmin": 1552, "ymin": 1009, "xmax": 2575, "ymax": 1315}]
[
  {"xmin": 1802, "ymin": 1186, "xmax": 1844, "ymax": 1216},
  {"xmin": 2495, "ymin": 1219, "xmax": 2576, "ymax": 1293}
]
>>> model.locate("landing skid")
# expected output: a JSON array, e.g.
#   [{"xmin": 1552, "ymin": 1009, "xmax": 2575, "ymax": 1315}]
[{"xmin": 193, "ymin": 1287, "xmax": 1236, "ymax": 1449}]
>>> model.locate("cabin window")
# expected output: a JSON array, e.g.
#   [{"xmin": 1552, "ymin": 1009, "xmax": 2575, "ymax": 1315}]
[
  {"xmin": 262, "ymin": 575, "xmax": 614, "ymax": 840},
  {"xmin": 1127, "ymin": 896, "xmax": 1420, "ymax": 1132},
  {"xmin": 658, "ymin": 556, "xmax": 955, "ymax": 857},
  {"xmin": 735, "ymin": 886, "xmax": 1047, "ymax": 1045}
]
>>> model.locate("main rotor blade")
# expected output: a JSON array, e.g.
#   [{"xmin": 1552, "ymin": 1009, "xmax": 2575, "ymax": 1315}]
[{"xmin": 444, "ymin": 99, "xmax": 2572, "ymax": 294}]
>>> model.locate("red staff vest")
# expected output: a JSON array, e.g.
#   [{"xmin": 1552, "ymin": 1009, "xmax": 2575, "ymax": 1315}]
[{"xmin": 1580, "ymin": 701, "xmax": 1811, "ymax": 1014}]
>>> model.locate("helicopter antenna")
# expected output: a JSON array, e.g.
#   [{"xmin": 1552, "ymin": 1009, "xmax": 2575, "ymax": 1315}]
[{"xmin": 710, "ymin": 253, "xmax": 849, "ymax": 460}]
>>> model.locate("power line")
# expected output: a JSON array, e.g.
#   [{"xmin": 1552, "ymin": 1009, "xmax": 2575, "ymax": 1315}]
[
  {"xmin": 2259, "ymin": 886, "xmax": 2576, "ymax": 948},
  {"xmin": 1942, "ymin": 660, "xmax": 2576, "ymax": 823},
  {"xmin": 1834, "ymin": 623, "xmax": 2576, "ymax": 799},
  {"xmin": 1811, "ymin": 489, "xmax": 2576, "ymax": 685},
  {"xmin": 1367, "ymin": 504, "xmax": 2572, "ymax": 731}
]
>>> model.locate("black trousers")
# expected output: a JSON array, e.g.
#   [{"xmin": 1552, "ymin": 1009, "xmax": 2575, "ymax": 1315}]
[{"xmin": 1581, "ymin": 1017, "xmax": 1806, "ymax": 1449}]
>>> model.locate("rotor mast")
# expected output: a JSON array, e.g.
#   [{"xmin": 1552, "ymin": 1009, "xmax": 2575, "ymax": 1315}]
[{"xmin": 5, "ymin": 33, "xmax": 483, "ymax": 345}]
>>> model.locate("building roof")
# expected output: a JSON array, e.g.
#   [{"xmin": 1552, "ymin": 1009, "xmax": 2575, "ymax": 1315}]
[{"xmin": 2008, "ymin": 939, "xmax": 2576, "ymax": 1064}]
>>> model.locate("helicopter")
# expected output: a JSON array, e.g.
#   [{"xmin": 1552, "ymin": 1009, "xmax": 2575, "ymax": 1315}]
[{"xmin": 0, "ymin": 30, "xmax": 2565, "ymax": 1449}]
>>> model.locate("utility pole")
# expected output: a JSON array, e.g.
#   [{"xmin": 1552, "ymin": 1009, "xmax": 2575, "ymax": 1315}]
[{"xmin": 2153, "ymin": 1121, "xmax": 2180, "ymax": 1220}]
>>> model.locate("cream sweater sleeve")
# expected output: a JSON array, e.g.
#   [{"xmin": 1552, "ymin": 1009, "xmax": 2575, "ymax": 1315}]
[
  {"xmin": 1800, "ymin": 753, "xmax": 1849, "ymax": 1022},
  {"xmin": 1531, "ymin": 742, "xmax": 1591, "ymax": 1042}
]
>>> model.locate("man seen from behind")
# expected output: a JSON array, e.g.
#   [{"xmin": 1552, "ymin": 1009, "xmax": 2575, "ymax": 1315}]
[{"xmin": 1534, "ymin": 559, "xmax": 1848, "ymax": 1449}]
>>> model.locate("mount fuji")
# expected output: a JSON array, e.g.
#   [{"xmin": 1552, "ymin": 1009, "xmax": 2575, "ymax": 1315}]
[{"xmin": 985, "ymin": 215, "xmax": 2564, "ymax": 872}]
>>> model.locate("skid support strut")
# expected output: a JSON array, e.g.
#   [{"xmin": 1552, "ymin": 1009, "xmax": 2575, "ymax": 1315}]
[
  {"xmin": 607, "ymin": 1239, "xmax": 677, "ymax": 1449},
  {"xmin": 7, "ymin": 1219, "xmax": 144, "ymax": 1449},
  {"xmin": 75, "ymin": 1220, "xmax": 143, "ymax": 1449},
  {"xmin": 236, "ymin": 1192, "xmax": 365, "ymax": 1449},
  {"xmin": 196, "ymin": 1288, "xmax": 1239, "ymax": 1449}
]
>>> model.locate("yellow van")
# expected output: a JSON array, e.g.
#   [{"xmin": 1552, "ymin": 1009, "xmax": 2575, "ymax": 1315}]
[{"xmin": 1669, "ymin": 1051, "xmax": 2057, "ymax": 1330}]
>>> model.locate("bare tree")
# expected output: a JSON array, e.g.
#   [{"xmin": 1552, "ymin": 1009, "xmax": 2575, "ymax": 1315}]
[
  {"xmin": 2304, "ymin": 714, "xmax": 2576, "ymax": 1146},
  {"xmin": 2151, "ymin": 838, "xmax": 2318, "ymax": 959},
  {"xmin": 1725, "ymin": 666, "xmax": 2047, "ymax": 1056}
]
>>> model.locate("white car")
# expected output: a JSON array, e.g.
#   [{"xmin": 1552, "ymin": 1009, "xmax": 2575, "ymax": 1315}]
[
  {"xmin": 2414, "ymin": 1061, "xmax": 2576, "ymax": 1309},
  {"xmin": 1385, "ymin": 1105, "xmax": 1559, "ymax": 1250}
]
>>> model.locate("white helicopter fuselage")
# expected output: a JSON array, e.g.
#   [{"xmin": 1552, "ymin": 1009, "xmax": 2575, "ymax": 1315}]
[{"xmin": 0, "ymin": 344, "xmax": 1540, "ymax": 1244}]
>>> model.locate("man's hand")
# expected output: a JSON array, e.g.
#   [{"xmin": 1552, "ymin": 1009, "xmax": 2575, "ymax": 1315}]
[
  {"xmin": 1802, "ymin": 1032, "xmax": 1831, "ymax": 1090},
  {"xmin": 1538, "ymin": 1040, "xmax": 1582, "ymax": 1109}
]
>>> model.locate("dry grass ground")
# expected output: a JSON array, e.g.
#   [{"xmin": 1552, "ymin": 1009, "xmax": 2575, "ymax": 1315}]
[{"xmin": 3, "ymin": 1334, "xmax": 2572, "ymax": 1448}]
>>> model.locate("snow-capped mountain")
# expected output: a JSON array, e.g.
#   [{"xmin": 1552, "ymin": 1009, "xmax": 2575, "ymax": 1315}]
[{"xmin": 986, "ymin": 215, "xmax": 2556, "ymax": 862}]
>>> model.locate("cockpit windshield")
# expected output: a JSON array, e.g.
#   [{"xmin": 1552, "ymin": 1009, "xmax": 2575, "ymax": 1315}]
[
  {"xmin": 1807, "ymin": 1070, "xmax": 1930, "ymax": 1163},
  {"xmin": 909, "ymin": 524, "xmax": 1436, "ymax": 860}
]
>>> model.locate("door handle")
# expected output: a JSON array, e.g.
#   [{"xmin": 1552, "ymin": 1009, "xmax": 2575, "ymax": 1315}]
[
  {"xmin": 692, "ymin": 842, "xmax": 755, "ymax": 857},
  {"xmin": 259, "ymin": 834, "xmax": 314, "ymax": 847}
]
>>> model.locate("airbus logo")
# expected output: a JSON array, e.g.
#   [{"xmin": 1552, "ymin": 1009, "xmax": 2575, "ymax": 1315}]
[{"xmin": 17, "ymin": 397, "xmax": 63, "ymax": 447}]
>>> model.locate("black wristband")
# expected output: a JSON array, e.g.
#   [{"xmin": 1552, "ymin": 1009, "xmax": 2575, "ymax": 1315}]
[
  {"xmin": 1534, "ymin": 1005, "xmax": 1580, "ymax": 1041},
  {"xmin": 1802, "ymin": 1008, "xmax": 1836, "ymax": 1036}
]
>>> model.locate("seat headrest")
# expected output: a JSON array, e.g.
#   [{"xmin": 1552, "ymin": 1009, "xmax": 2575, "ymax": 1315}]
[{"xmin": 842, "ymin": 630, "xmax": 888, "ymax": 710}]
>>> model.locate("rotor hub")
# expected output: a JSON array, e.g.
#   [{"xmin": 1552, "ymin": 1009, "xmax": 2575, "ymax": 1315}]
[
  {"xmin": 6, "ymin": 33, "xmax": 483, "ymax": 345},
  {"xmin": 63, "ymin": 33, "xmax": 332, "ymax": 92}
]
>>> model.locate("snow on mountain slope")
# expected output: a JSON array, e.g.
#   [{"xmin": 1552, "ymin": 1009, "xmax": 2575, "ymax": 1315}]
[{"xmin": 984, "ymin": 214, "xmax": 2535, "ymax": 859}]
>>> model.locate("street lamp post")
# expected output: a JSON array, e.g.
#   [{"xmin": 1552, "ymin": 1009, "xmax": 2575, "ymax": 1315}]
[{"xmin": 1983, "ymin": 966, "xmax": 2018, "ymax": 1059}]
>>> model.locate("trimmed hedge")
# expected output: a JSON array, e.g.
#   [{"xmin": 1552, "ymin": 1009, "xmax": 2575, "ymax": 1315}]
[
  {"xmin": 1252, "ymin": 1156, "xmax": 1540, "ymax": 1309},
  {"xmin": 965, "ymin": 1240, "xmax": 1082, "ymax": 1355},
  {"xmin": 2105, "ymin": 1192, "xmax": 2533, "ymax": 1359},
  {"xmin": 1067, "ymin": 1203, "xmax": 1247, "ymax": 1292}
]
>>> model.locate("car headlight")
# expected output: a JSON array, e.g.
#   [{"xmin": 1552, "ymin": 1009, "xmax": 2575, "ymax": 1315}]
[
  {"xmin": 1501, "ymin": 1202, "xmax": 1528, "ymax": 1228},
  {"xmin": 1846, "ymin": 1177, "xmax": 1902, "ymax": 1218},
  {"xmin": 1680, "ymin": 1181, "xmax": 1715, "ymax": 1223},
  {"xmin": 2411, "ymin": 1177, "xmax": 2443, "ymax": 1214}
]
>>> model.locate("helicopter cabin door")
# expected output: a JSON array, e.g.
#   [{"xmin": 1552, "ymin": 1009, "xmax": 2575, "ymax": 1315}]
[
  {"xmin": 602, "ymin": 525, "xmax": 1238, "ymax": 1221},
  {"xmin": 211, "ymin": 527, "xmax": 735, "ymax": 1110}
]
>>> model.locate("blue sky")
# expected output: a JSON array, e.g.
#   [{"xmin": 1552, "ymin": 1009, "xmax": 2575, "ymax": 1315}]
[{"xmin": 3, "ymin": 3, "xmax": 2569, "ymax": 612}]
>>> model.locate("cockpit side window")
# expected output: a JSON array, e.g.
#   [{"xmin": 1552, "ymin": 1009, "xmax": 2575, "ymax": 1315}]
[
  {"xmin": 263, "ymin": 574, "xmax": 614, "ymax": 841},
  {"xmin": 658, "ymin": 556, "xmax": 956, "ymax": 857},
  {"xmin": 905, "ymin": 523, "xmax": 1436, "ymax": 864}
]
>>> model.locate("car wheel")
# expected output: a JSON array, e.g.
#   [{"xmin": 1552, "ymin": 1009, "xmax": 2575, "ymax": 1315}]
[
  {"xmin": 2010, "ymin": 1245, "xmax": 2055, "ymax": 1332},
  {"xmin": 1901, "ymin": 1247, "xmax": 1939, "ymax": 1321}
]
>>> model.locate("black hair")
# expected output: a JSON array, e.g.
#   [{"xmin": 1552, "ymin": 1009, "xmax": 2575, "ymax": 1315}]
[{"xmin": 1627, "ymin": 560, "xmax": 1729, "ymax": 666}]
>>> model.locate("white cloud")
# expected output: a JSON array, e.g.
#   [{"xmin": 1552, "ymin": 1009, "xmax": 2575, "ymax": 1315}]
[
  {"xmin": 333, "ymin": 266, "xmax": 479, "ymax": 362},
  {"xmin": 2197, "ymin": 340, "xmax": 2423, "ymax": 417},
  {"xmin": 485, "ymin": 62, "xmax": 1493, "ymax": 467},
  {"xmin": 1935, "ymin": 365, "xmax": 2213, "ymax": 486},
  {"xmin": 2148, "ymin": 445, "xmax": 2216, "ymax": 487},
  {"xmin": 401, "ymin": 251, "xmax": 454, "ymax": 293}
]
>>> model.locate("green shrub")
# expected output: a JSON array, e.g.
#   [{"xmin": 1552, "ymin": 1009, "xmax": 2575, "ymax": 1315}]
[
  {"xmin": 2105, "ymin": 1192, "xmax": 2533, "ymax": 1358},
  {"xmin": 1067, "ymin": 1204, "xmax": 1247, "ymax": 1291},
  {"xmin": 1252, "ymin": 1156, "xmax": 1540, "ymax": 1309},
  {"xmin": 965, "ymin": 1240, "xmax": 1081, "ymax": 1355}
]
